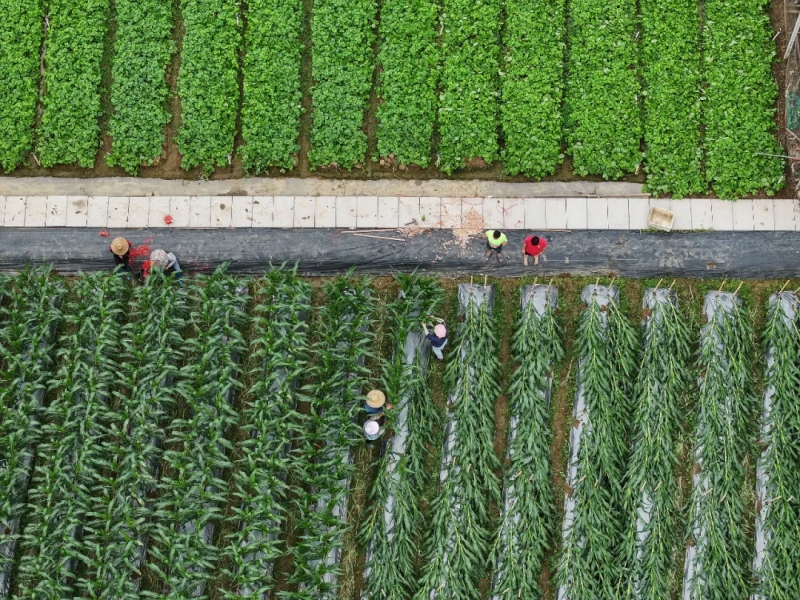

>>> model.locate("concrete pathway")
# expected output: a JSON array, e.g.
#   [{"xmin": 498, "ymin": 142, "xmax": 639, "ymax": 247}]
[{"xmin": 0, "ymin": 195, "xmax": 797, "ymax": 231}]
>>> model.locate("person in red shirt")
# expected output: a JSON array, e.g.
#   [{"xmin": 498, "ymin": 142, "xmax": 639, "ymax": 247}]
[{"xmin": 523, "ymin": 234, "xmax": 548, "ymax": 266}]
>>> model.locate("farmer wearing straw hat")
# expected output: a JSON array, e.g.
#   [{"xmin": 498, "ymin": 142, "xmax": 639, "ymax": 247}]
[
  {"xmin": 365, "ymin": 389, "xmax": 392, "ymax": 415},
  {"xmin": 109, "ymin": 237, "xmax": 132, "ymax": 272},
  {"xmin": 422, "ymin": 317, "xmax": 447, "ymax": 360}
]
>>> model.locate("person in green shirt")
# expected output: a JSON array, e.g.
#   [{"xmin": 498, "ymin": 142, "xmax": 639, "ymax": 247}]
[{"xmin": 483, "ymin": 229, "xmax": 508, "ymax": 262}]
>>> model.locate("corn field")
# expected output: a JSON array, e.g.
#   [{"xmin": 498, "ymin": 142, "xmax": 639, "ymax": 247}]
[{"xmin": 0, "ymin": 269, "xmax": 798, "ymax": 600}]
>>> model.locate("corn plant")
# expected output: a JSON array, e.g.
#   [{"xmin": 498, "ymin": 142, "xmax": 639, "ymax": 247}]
[
  {"xmin": 360, "ymin": 273, "xmax": 443, "ymax": 600},
  {"xmin": 148, "ymin": 266, "xmax": 248, "ymax": 599},
  {"xmin": 415, "ymin": 284, "xmax": 501, "ymax": 600},
  {"xmin": 13, "ymin": 273, "xmax": 126, "ymax": 600},
  {"xmin": 490, "ymin": 285, "xmax": 563, "ymax": 600},
  {"xmin": 286, "ymin": 276, "xmax": 376, "ymax": 600},
  {"xmin": 752, "ymin": 292, "xmax": 800, "ymax": 600},
  {"xmin": 220, "ymin": 266, "xmax": 311, "ymax": 600},
  {"xmin": 77, "ymin": 270, "xmax": 188, "ymax": 600},
  {"xmin": 0, "ymin": 267, "xmax": 64, "ymax": 597},
  {"xmin": 556, "ymin": 285, "xmax": 638, "ymax": 600},
  {"xmin": 619, "ymin": 288, "xmax": 692, "ymax": 600},
  {"xmin": 682, "ymin": 291, "xmax": 756, "ymax": 600}
]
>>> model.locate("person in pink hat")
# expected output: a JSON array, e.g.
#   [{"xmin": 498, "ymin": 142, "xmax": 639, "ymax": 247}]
[{"xmin": 422, "ymin": 316, "xmax": 448, "ymax": 360}]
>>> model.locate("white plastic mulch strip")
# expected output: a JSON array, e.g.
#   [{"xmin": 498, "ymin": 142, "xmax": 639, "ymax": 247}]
[
  {"xmin": 557, "ymin": 284, "xmax": 618, "ymax": 600},
  {"xmin": 750, "ymin": 291, "xmax": 799, "ymax": 600},
  {"xmin": 490, "ymin": 284, "xmax": 557, "ymax": 600},
  {"xmin": 681, "ymin": 291, "xmax": 739, "ymax": 600}
]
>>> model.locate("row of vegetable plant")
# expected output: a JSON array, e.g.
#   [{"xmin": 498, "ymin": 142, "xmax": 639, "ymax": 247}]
[
  {"xmin": 0, "ymin": 0, "xmax": 43, "ymax": 172},
  {"xmin": 565, "ymin": 0, "xmax": 641, "ymax": 179},
  {"xmin": 556, "ymin": 285, "xmax": 638, "ymax": 600},
  {"xmin": 148, "ymin": 267, "xmax": 248, "ymax": 598},
  {"xmin": 286, "ymin": 277, "xmax": 375, "ymax": 599},
  {"xmin": 618, "ymin": 288, "xmax": 692, "ymax": 600},
  {"xmin": 220, "ymin": 267, "xmax": 311, "ymax": 599},
  {"xmin": 490, "ymin": 285, "xmax": 563, "ymax": 600},
  {"xmin": 14, "ymin": 273, "xmax": 126, "ymax": 599},
  {"xmin": 106, "ymin": 0, "xmax": 175, "ymax": 174},
  {"xmin": 500, "ymin": 0, "xmax": 565, "ymax": 178},
  {"xmin": 239, "ymin": 0, "xmax": 303, "ymax": 173},
  {"xmin": 753, "ymin": 292, "xmax": 800, "ymax": 600},
  {"xmin": 0, "ymin": 267, "xmax": 64, "ymax": 597},
  {"xmin": 375, "ymin": 0, "xmax": 439, "ymax": 167},
  {"xmin": 682, "ymin": 292, "xmax": 756, "ymax": 600},
  {"xmin": 77, "ymin": 271, "xmax": 188, "ymax": 600},
  {"xmin": 176, "ymin": 0, "xmax": 241, "ymax": 173},
  {"xmin": 703, "ymin": 0, "xmax": 784, "ymax": 198},
  {"xmin": 360, "ymin": 273, "xmax": 443, "ymax": 600},
  {"xmin": 309, "ymin": 0, "xmax": 376, "ymax": 169},
  {"xmin": 37, "ymin": 0, "xmax": 109, "ymax": 168},
  {"xmin": 437, "ymin": 0, "xmax": 501, "ymax": 173},
  {"xmin": 640, "ymin": 0, "xmax": 703, "ymax": 197},
  {"xmin": 416, "ymin": 284, "xmax": 501, "ymax": 600}
]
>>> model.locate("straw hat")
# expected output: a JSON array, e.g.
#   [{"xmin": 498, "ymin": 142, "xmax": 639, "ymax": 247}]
[
  {"xmin": 366, "ymin": 389, "xmax": 386, "ymax": 409},
  {"xmin": 434, "ymin": 324, "xmax": 447, "ymax": 338},
  {"xmin": 364, "ymin": 421, "xmax": 380, "ymax": 436},
  {"xmin": 110, "ymin": 237, "xmax": 130, "ymax": 256},
  {"xmin": 150, "ymin": 249, "xmax": 169, "ymax": 268}
]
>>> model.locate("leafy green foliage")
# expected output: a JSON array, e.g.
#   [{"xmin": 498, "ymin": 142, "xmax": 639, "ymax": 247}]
[
  {"xmin": 78, "ymin": 271, "xmax": 187, "ymax": 600},
  {"xmin": 565, "ymin": 0, "xmax": 641, "ymax": 178},
  {"xmin": 703, "ymin": 0, "xmax": 784, "ymax": 198},
  {"xmin": 641, "ymin": 0, "xmax": 703, "ymax": 197},
  {"xmin": 221, "ymin": 267, "xmax": 311, "ymax": 599},
  {"xmin": 239, "ymin": 0, "xmax": 302, "ymax": 173},
  {"xmin": 14, "ymin": 273, "xmax": 126, "ymax": 599},
  {"xmin": 500, "ymin": 0, "xmax": 565, "ymax": 178},
  {"xmin": 177, "ymin": 0, "xmax": 241, "ymax": 173},
  {"xmin": 490, "ymin": 289, "xmax": 563, "ymax": 600},
  {"xmin": 375, "ymin": 0, "xmax": 438, "ymax": 167},
  {"xmin": 149, "ymin": 267, "xmax": 248, "ymax": 598},
  {"xmin": 556, "ymin": 289, "xmax": 638, "ymax": 600},
  {"xmin": 106, "ymin": 0, "xmax": 175, "ymax": 174},
  {"xmin": 685, "ymin": 293, "xmax": 756, "ymax": 600},
  {"xmin": 438, "ymin": 0, "xmax": 501, "ymax": 173},
  {"xmin": 416, "ymin": 287, "xmax": 501, "ymax": 600},
  {"xmin": 619, "ymin": 291, "xmax": 692, "ymax": 600},
  {"xmin": 0, "ymin": 0, "xmax": 43, "ymax": 172},
  {"xmin": 360, "ymin": 273, "xmax": 443, "ymax": 600},
  {"xmin": 38, "ymin": 0, "xmax": 109, "ymax": 168},
  {"xmin": 309, "ymin": 0, "xmax": 376, "ymax": 169},
  {"xmin": 755, "ymin": 293, "xmax": 800, "ymax": 600}
]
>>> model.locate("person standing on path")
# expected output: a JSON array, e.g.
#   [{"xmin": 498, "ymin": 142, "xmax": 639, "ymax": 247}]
[
  {"xmin": 483, "ymin": 230, "xmax": 508, "ymax": 262},
  {"xmin": 523, "ymin": 234, "xmax": 548, "ymax": 266},
  {"xmin": 422, "ymin": 318, "xmax": 447, "ymax": 360}
]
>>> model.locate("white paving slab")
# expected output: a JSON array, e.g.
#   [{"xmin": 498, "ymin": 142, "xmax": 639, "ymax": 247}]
[
  {"xmin": 231, "ymin": 196, "xmax": 254, "ymax": 228},
  {"xmin": 86, "ymin": 196, "xmax": 108, "ymax": 228},
  {"xmin": 710, "ymin": 199, "xmax": 733, "ymax": 231},
  {"xmin": 566, "ymin": 197, "xmax": 587, "ymax": 229},
  {"xmin": 607, "ymin": 198, "xmax": 630, "ymax": 229},
  {"xmin": 148, "ymin": 196, "xmax": 171, "ymax": 228},
  {"xmin": 294, "ymin": 196, "xmax": 315, "ymax": 228},
  {"xmin": 670, "ymin": 200, "xmax": 692, "ymax": 230},
  {"xmin": 336, "ymin": 196, "xmax": 357, "ymax": 228},
  {"xmin": 357, "ymin": 196, "xmax": 379, "ymax": 228},
  {"xmin": 65, "ymin": 196, "xmax": 88, "ymax": 227},
  {"xmin": 189, "ymin": 196, "xmax": 211, "ymax": 228},
  {"xmin": 273, "ymin": 196, "xmax": 294, "ymax": 228},
  {"xmin": 691, "ymin": 198, "xmax": 713, "ymax": 230},
  {"xmin": 587, "ymin": 198, "xmax": 608, "ymax": 229},
  {"xmin": 46, "ymin": 196, "xmax": 68, "ymax": 227},
  {"xmin": 168, "ymin": 197, "xmax": 190, "ymax": 227},
  {"xmin": 545, "ymin": 198, "xmax": 567, "ymax": 229},
  {"xmin": 25, "ymin": 196, "xmax": 47, "ymax": 227},
  {"xmin": 0, "ymin": 197, "xmax": 5, "ymax": 226},
  {"xmin": 212, "ymin": 197, "xmax": 233, "ymax": 228},
  {"xmin": 483, "ymin": 197, "xmax": 505, "ymax": 229},
  {"xmin": 377, "ymin": 197, "xmax": 400, "ymax": 228},
  {"xmin": 419, "ymin": 197, "xmax": 440, "ymax": 228},
  {"xmin": 629, "ymin": 198, "xmax": 650, "ymax": 229},
  {"xmin": 732, "ymin": 200, "xmax": 754, "ymax": 231},
  {"xmin": 462, "ymin": 198, "xmax": 483, "ymax": 225},
  {"xmin": 441, "ymin": 198, "xmax": 461, "ymax": 228},
  {"xmin": 127, "ymin": 197, "xmax": 149, "ymax": 228},
  {"xmin": 524, "ymin": 198, "xmax": 546, "ymax": 230},
  {"xmin": 503, "ymin": 198, "xmax": 525, "ymax": 229},
  {"xmin": 772, "ymin": 199, "xmax": 796, "ymax": 231},
  {"xmin": 398, "ymin": 197, "xmax": 420, "ymax": 227},
  {"xmin": 252, "ymin": 196, "xmax": 274, "ymax": 227},
  {"xmin": 315, "ymin": 196, "xmax": 336, "ymax": 228},
  {"xmin": 752, "ymin": 199, "xmax": 774, "ymax": 231},
  {"xmin": 5, "ymin": 196, "xmax": 26, "ymax": 227}
]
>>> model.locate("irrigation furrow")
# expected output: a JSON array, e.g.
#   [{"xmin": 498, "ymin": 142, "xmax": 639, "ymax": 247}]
[{"xmin": 490, "ymin": 284, "xmax": 562, "ymax": 600}]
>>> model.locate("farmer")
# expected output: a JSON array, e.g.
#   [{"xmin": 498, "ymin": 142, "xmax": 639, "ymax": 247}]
[
  {"xmin": 109, "ymin": 237, "xmax": 133, "ymax": 272},
  {"xmin": 148, "ymin": 249, "xmax": 184, "ymax": 280},
  {"xmin": 483, "ymin": 229, "xmax": 508, "ymax": 262},
  {"xmin": 422, "ymin": 317, "xmax": 447, "ymax": 360},
  {"xmin": 365, "ymin": 389, "xmax": 392, "ymax": 415},
  {"xmin": 522, "ymin": 234, "xmax": 548, "ymax": 267},
  {"xmin": 364, "ymin": 419, "xmax": 385, "ymax": 443}
]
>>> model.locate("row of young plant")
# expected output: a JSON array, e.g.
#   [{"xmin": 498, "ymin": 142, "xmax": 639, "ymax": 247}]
[
  {"xmin": 176, "ymin": 0, "xmax": 242, "ymax": 173},
  {"xmin": 0, "ymin": 0, "xmax": 43, "ymax": 173},
  {"xmin": 106, "ymin": 0, "xmax": 175, "ymax": 174},
  {"xmin": 360, "ymin": 274, "xmax": 443, "ymax": 600},
  {"xmin": 37, "ymin": 0, "xmax": 109, "ymax": 168},
  {"xmin": 375, "ymin": 0, "xmax": 439, "ymax": 167},
  {"xmin": 309, "ymin": 0, "xmax": 376, "ymax": 169}
]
